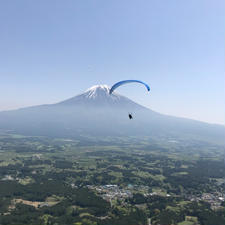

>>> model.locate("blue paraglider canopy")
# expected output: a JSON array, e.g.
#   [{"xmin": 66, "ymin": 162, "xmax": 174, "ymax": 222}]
[{"xmin": 109, "ymin": 80, "xmax": 150, "ymax": 94}]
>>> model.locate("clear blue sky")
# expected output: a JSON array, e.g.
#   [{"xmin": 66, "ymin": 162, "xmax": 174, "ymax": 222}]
[{"xmin": 0, "ymin": 0, "xmax": 224, "ymax": 125}]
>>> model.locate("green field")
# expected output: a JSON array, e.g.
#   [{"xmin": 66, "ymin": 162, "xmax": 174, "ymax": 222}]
[{"xmin": 0, "ymin": 134, "xmax": 224, "ymax": 225}]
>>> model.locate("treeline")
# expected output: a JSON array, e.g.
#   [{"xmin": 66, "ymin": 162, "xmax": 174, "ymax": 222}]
[
  {"xmin": 129, "ymin": 194, "xmax": 225, "ymax": 225},
  {"xmin": 0, "ymin": 185, "xmax": 112, "ymax": 225},
  {"xmin": 0, "ymin": 188, "xmax": 147, "ymax": 225},
  {"xmin": 162, "ymin": 159, "xmax": 225, "ymax": 194}
]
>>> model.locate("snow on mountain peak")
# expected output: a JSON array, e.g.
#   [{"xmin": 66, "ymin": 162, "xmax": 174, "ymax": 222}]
[
  {"xmin": 85, "ymin": 84, "xmax": 112, "ymax": 99},
  {"xmin": 86, "ymin": 84, "xmax": 110, "ymax": 92},
  {"xmin": 57, "ymin": 84, "xmax": 125, "ymax": 106}
]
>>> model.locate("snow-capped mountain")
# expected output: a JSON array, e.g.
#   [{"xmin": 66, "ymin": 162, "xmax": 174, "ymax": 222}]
[
  {"xmin": 83, "ymin": 85, "xmax": 113, "ymax": 99},
  {"xmin": 56, "ymin": 85, "xmax": 145, "ymax": 110},
  {"xmin": 0, "ymin": 85, "xmax": 224, "ymax": 145}
]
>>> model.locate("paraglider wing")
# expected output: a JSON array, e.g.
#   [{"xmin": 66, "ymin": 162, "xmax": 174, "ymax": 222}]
[{"xmin": 109, "ymin": 80, "xmax": 150, "ymax": 94}]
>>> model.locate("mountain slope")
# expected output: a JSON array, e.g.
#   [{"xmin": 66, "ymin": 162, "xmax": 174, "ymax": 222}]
[
  {"xmin": 0, "ymin": 85, "xmax": 224, "ymax": 145},
  {"xmin": 56, "ymin": 85, "xmax": 147, "ymax": 110}
]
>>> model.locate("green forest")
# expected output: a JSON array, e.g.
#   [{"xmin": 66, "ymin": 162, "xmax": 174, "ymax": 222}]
[{"xmin": 0, "ymin": 134, "xmax": 224, "ymax": 225}]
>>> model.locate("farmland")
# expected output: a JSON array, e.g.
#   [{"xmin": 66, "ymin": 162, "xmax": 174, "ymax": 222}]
[{"xmin": 0, "ymin": 133, "xmax": 224, "ymax": 225}]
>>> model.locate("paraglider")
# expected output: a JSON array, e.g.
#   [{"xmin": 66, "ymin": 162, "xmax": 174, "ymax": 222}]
[
  {"xmin": 109, "ymin": 80, "xmax": 150, "ymax": 95},
  {"xmin": 109, "ymin": 80, "xmax": 150, "ymax": 120},
  {"xmin": 128, "ymin": 113, "xmax": 133, "ymax": 119}
]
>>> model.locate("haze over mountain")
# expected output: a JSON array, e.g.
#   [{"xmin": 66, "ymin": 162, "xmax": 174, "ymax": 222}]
[{"xmin": 0, "ymin": 85, "xmax": 224, "ymax": 145}]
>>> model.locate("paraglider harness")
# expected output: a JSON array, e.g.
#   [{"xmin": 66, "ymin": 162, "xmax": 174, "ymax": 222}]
[{"xmin": 128, "ymin": 113, "xmax": 133, "ymax": 119}]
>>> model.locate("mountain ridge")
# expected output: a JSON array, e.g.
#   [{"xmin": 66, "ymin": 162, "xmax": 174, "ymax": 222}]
[{"xmin": 0, "ymin": 85, "xmax": 224, "ymax": 145}]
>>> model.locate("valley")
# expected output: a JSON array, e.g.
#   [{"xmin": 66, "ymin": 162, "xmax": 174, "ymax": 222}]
[{"xmin": 0, "ymin": 133, "xmax": 224, "ymax": 225}]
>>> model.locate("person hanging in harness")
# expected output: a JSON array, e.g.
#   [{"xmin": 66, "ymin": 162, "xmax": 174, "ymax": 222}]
[{"xmin": 128, "ymin": 113, "xmax": 133, "ymax": 119}]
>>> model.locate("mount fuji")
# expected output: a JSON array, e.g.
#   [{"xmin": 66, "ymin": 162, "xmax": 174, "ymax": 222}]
[
  {"xmin": 56, "ymin": 85, "xmax": 145, "ymax": 110},
  {"xmin": 0, "ymin": 85, "xmax": 224, "ymax": 145}
]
